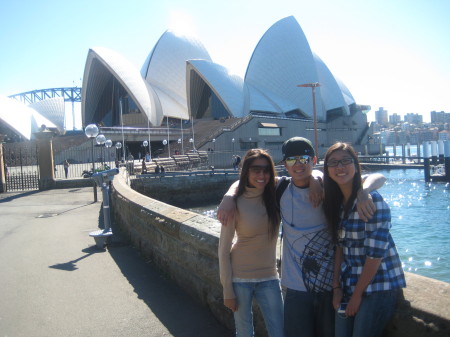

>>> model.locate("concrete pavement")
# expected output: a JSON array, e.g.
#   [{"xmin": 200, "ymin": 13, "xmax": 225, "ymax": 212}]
[{"xmin": 0, "ymin": 187, "xmax": 232, "ymax": 337}]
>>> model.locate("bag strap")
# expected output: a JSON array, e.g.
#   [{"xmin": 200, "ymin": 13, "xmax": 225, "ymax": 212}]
[
  {"xmin": 276, "ymin": 176, "xmax": 291, "ymax": 211},
  {"xmin": 276, "ymin": 176, "xmax": 290, "ymax": 268},
  {"xmin": 275, "ymin": 176, "xmax": 291, "ymax": 244}
]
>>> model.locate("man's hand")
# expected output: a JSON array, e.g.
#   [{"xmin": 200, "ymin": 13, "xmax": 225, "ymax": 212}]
[
  {"xmin": 308, "ymin": 175, "xmax": 324, "ymax": 208},
  {"xmin": 357, "ymin": 173, "xmax": 386, "ymax": 221},
  {"xmin": 217, "ymin": 194, "xmax": 236, "ymax": 226},
  {"xmin": 356, "ymin": 188, "xmax": 375, "ymax": 222}
]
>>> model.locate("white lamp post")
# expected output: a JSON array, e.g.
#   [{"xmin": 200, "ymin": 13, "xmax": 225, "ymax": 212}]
[
  {"xmin": 180, "ymin": 117, "xmax": 184, "ymax": 154},
  {"xmin": 96, "ymin": 134, "xmax": 106, "ymax": 167},
  {"xmin": 105, "ymin": 139, "xmax": 112, "ymax": 165},
  {"xmin": 115, "ymin": 142, "xmax": 122, "ymax": 163},
  {"xmin": 143, "ymin": 140, "xmax": 148, "ymax": 158},
  {"xmin": 212, "ymin": 138, "xmax": 216, "ymax": 151},
  {"xmin": 190, "ymin": 115, "xmax": 196, "ymax": 152},
  {"xmin": 163, "ymin": 139, "xmax": 168, "ymax": 156},
  {"xmin": 232, "ymin": 138, "xmax": 235, "ymax": 154},
  {"xmin": 146, "ymin": 113, "xmax": 151, "ymax": 161},
  {"xmin": 166, "ymin": 116, "xmax": 171, "ymax": 157},
  {"xmin": 85, "ymin": 123, "xmax": 99, "ymax": 202},
  {"xmin": 119, "ymin": 97, "xmax": 126, "ymax": 162}
]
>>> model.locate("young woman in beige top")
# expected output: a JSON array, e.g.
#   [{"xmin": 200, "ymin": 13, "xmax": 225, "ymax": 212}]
[{"xmin": 218, "ymin": 149, "xmax": 283, "ymax": 337}]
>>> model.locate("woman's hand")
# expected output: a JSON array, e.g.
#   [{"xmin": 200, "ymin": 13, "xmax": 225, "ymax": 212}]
[
  {"xmin": 332, "ymin": 287, "xmax": 343, "ymax": 310},
  {"xmin": 346, "ymin": 294, "xmax": 362, "ymax": 317},
  {"xmin": 224, "ymin": 298, "xmax": 238, "ymax": 312}
]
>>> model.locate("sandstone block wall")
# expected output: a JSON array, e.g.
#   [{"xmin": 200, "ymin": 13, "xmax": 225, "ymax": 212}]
[{"xmin": 111, "ymin": 170, "xmax": 236, "ymax": 332}]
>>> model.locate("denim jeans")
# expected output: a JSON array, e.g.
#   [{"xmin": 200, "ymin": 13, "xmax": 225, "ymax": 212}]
[
  {"xmin": 284, "ymin": 288, "xmax": 335, "ymax": 337},
  {"xmin": 335, "ymin": 289, "xmax": 399, "ymax": 337},
  {"xmin": 233, "ymin": 279, "xmax": 284, "ymax": 337}
]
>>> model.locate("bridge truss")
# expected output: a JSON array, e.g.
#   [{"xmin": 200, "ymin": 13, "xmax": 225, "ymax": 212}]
[{"xmin": 8, "ymin": 87, "xmax": 81, "ymax": 104}]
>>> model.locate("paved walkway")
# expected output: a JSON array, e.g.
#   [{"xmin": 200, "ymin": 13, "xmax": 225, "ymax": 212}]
[{"xmin": 0, "ymin": 187, "xmax": 232, "ymax": 337}]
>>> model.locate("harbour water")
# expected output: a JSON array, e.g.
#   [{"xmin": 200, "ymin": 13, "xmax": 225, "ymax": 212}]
[{"xmin": 191, "ymin": 167, "xmax": 450, "ymax": 284}]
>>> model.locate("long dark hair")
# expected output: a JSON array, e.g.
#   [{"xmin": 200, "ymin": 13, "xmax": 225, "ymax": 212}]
[
  {"xmin": 323, "ymin": 142, "xmax": 362, "ymax": 243},
  {"xmin": 235, "ymin": 149, "xmax": 280, "ymax": 239}
]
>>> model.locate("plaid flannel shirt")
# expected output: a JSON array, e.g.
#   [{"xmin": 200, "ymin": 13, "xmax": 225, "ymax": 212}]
[{"xmin": 338, "ymin": 191, "xmax": 406, "ymax": 297}]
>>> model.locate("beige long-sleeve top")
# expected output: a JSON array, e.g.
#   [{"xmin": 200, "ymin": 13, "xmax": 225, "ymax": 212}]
[{"xmin": 218, "ymin": 186, "xmax": 279, "ymax": 299}]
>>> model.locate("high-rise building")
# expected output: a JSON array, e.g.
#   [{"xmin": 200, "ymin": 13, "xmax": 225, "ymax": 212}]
[
  {"xmin": 404, "ymin": 113, "xmax": 423, "ymax": 124},
  {"xmin": 375, "ymin": 107, "xmax": 388, "ymax": 126},
  {"xmin": 430, "ymin": 111, "xmax": 450, "ymax": 123},
  {"xmin": 389, "ymin": 113, "xmax": 401, "ymax": 124}
]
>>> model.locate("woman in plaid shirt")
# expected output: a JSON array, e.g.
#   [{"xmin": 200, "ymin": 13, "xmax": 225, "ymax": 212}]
[{"xmin": 323, "ymin": 142, "xmax": 406, "ymax": 337}]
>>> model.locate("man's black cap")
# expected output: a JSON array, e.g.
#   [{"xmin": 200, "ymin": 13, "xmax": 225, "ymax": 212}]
[{"xmin": 281, "ymin": 137, "xmax": 315, "ymax": 160}]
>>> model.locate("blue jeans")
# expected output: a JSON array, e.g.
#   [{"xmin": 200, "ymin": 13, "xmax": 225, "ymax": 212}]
[
  {"xmin": 284, "ymin": 288, "xmax": 335, "ymax": 337},
  {"xmin": 335, "ymin": 289, "xmax": 399, "ymax": 337},
  {"xmin": 233, "ymin": 279, "xmax": 284, "ymax": 337}
]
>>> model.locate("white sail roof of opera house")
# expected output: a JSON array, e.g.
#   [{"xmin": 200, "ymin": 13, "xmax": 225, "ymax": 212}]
[
  {"xmin": 187, "ymin": 60, "xmax": 245, "ymax": 118},
  {"xmin": 313, "ymin": 53, "xmax": 354, "ymax": 115},
  {"xmin": 244, "ymin": 16, "xmax": 354, "ymax": 120},
  {"xmin": 245, "ymin": 16, "xmax": 322, "ymax": 117},
  {"xmin": 82, "ymin": 47, "xmax": 158, "ymax": 126},
  {"xmin": 28, "ymin": 97, "xmax": 66, "ymax": 133},
  {"xmin": 0, "ymin": 95, "xmax": 58, "ymax": 140},
  {"xmin": 141, "ymin": 31, "xmax": 212, "ymax": 121}
]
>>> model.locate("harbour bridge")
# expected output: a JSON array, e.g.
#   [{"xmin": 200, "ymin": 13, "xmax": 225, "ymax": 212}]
[
  {"xmin": 8, "ymin": 87, "xmax": 81, "ymax": 104},
  {"xmin": 8, "ymin": 87, "xmax": 81, "ymax": 130}
]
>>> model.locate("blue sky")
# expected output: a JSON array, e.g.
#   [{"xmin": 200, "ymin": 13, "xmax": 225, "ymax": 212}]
[{"xmin": 1, "ymin": 0, "xmax": 449, "ymax": 128}]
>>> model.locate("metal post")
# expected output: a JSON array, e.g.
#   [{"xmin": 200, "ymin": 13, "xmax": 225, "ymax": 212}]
[
  {"xmin": 312, "ymin": 85, "xmax": 318, "ymax": 158},
  {"xmin": 120, "ymin": 98, "xmax": 126, "ymax": 162},
  {"xmin": 431, "ymin": 141, "xmax": 438, "ymax": 165},
  {"xmin": 444, "ymin": 141, "xmax": 450, "ymax": 181},
  {"xmin": 147, "ymin": 118, "xmax": 152, "ymax": 161},
  {"xmin": 423, "ymin": 141, "xmax": 430, "ymax": 182},
  {"xmin": 180, "ymin": 117, "xmax": 184, "ymax": 155},
  {"xmin": 297, "ymin": 82, "xmax": 320, "ymax": 158},
  {"xmin": 417, "ymin": 142, "xmax": 421, "ymax": 159},
  {"xmin": 101, "ymin": 183, "xmax": 111, "ymax": 231},
  {"xmin": 91, "ymin": 138, "xmax": 97, "ymax": 202},
  {"xmin": 438, "ymin": 140, "xmax": 445, "ymax": 164},
  {"xmin": 402, "ymin": 144, "xmax": 406, "ymax": 164},
  {"xmin": 191, "ymin": 115, "xmax": 196, "ymax": 151},
  {"xmin": 167, "ymin": 116, "xmax": 171, "ymax": 157}
]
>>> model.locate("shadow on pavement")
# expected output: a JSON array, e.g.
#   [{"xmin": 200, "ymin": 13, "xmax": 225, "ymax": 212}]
[
  {"xmin": 49, "ymin": 246, "xmax": 103, "ymax": 271},
  {"xmin": 0, "ymin": 190, "xmax": 41, "ymax": 203},
  {"xmin": 107, "ymin": 244, "xmax": 233, "ymax": 337}
]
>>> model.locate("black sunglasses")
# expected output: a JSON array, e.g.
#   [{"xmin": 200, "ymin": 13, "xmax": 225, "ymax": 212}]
[{"xmin": 249, "ymin": 165, "xmax": 270, "ymax": 174}]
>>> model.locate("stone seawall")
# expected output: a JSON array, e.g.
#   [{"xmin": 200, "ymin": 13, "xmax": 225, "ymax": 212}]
[
  {"xmin": 111, "ymin": 170, "xmax": 237, "ymax": 333},
  {"xmin": 111, "ymin": 170, "xmax": 450, "ymax": 337},
  {"xmin": 130, "ymin": 172, "xmax": 239, "ymax": 208}
]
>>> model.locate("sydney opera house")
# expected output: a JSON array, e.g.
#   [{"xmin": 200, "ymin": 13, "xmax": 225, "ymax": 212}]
[{"xmin": 1, "ymin": 16, "xmax": 373, "ymax": 162}]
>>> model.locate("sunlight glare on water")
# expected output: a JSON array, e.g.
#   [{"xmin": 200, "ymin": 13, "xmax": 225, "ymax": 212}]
[{"xmin": 376, "ymin": 169, "xmax": 449, "ymax": 283}]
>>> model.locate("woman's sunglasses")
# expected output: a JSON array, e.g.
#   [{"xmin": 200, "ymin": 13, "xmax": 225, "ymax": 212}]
[{"xmin": 249, "ymin": 165, "xmax": 270, "ymax": 174}]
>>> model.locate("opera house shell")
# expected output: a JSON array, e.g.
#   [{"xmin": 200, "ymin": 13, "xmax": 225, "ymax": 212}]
[
  {"xmin": 82, "ymin": 16, "xmax": 358, "ymax": 128},
  {"xmin": 0, "ymin": 95, "xmax": 63, "ymax": 141}
]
